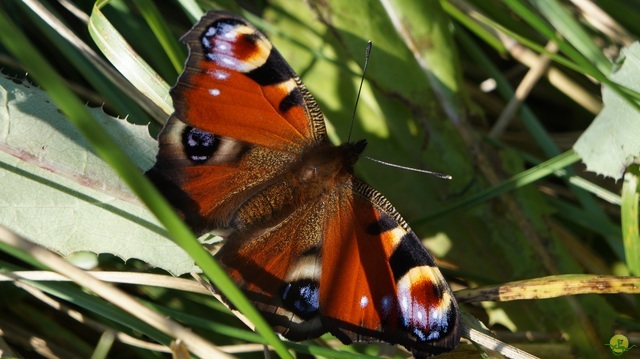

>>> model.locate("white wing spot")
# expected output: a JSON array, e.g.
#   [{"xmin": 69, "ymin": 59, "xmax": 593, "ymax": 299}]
[
  {"xmin": 207, "ymin": 70, "xmax": 230, "ymax": 80},
  {"xmin": 414, "ymin": 328, "xmax": 427, "ymax": 341},
  {"xmin": 202, "ymin": 37, "xmax": 211, "ymax": 49},
  {"xmin": 360, "ymin": 295, "xmax": 369, "ymax": 308},
  {"xmin": 219, "ymin": 56, "xmax": 239, "ymax": 70},
  {"xmin": 209, "ymin": 88, "xmax": 221, "ymax": 96},
  {"xmin": 215, "ymin": 70, "xmax": 229, "ymax": 80},
  {"xmin": 204, "ymin": 27, "xmax": 216, "ymax": 37},
  {"xmin": 399, "ymin": 287, "xmax": 410, "ymax": 311}
]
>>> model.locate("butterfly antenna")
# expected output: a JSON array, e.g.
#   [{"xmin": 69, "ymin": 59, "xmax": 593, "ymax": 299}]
[
  {"xmin": 347, "ymin": 41, "xmax": 373, "ymax": 143},
  {"xmin": 364, "ymin": 156, "xmax": 453, "ymax": 180},
  {"xmin": 349, "ymin": 43, "xmax": 450, "ymax": 180}
]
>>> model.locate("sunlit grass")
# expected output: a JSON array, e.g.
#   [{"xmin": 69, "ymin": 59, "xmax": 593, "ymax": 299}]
[{"xmin": 0, "ymin": 0, "xmax": 638, "ymax": 358}]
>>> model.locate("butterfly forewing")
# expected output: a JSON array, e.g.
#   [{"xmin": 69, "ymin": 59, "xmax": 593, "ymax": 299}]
[
  {"xmin": 147, "ymin": 10, "xmax": 461, "ymax": 357},
  {"xmin": 174, "ymin": 11, "xmax": 326, "ymax": 151},
  {"xmin": 149, "ymin": 11, "xmax": 325, "ymax": 233}
]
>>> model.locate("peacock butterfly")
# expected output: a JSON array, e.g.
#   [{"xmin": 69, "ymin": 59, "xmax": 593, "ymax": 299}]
[{"xmin": 146, "ymin": 10, "xmax": 460, "ymax": 357}]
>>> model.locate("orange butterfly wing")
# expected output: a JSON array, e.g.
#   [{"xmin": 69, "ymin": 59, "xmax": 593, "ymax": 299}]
[
  {"xmin": 211, "ymin": 175, "xmax": 461, "ymax": 356},
  {"xmin": 147, "ymin": 11, "xmax": 327, "ymax": 233},
  {"xmin": 147, "ymin": 10, "xmax": 461, "ymax": 356},
  {"xmin": 174, "ymin": 11, "xmax": 325, "ymax": 150},
  {"xmin": 319, "ymin": 179, "xmax": 460, "ymax": 355},
  {"xmin": 213, "ymin": 199, "xmax": 327, "ymax": 339}
]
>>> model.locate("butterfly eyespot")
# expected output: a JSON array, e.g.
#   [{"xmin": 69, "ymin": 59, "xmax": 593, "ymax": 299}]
[
  {"xmin": 280, "ymin": 279, "xmax": 320, "ymax": 319},
  {"xmin": 182, "ymin": 126, "xmax": 219, "ymax": 163},
  {"xmin": 202, "ymin": 19, "xmax": 243, "ymax": 49},
  {"xmin": 402, "ymin": 301, "xmax": 451, "ymax": 343},
  {"xmin": 200, "ymin": 19, "xmax": 271, "ymax": 74},
  {"xmin": 201, "ymin": 21, "xmax": 245, "ymax": 68},
  {"xmin": 411, "ymin": 306, "xmax": 452, "ymax": 342},
  {"xmin": 396, "ymin": 273, "xmax": 455, "ymax": 343}
]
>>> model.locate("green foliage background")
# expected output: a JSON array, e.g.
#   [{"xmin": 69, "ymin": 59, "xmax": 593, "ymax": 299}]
[{"xmin": 0, "ymin": 0, "xmax": 639, "ymax": 358}]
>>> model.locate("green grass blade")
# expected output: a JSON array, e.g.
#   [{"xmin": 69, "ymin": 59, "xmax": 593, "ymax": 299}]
[
  {"xmin": 24, "ymin": 279, "xmax": 172, "ymax": 346},
  {"xmin": 152, "ymin": 303, "xmax": 380, "ymax": 358},
  {"xmin": 548, "ymin": 198, "xmax": 624, "ymax": 260},
  {"xmin": 502, "ymin": 0, "xmax": 602, "ymax": 76},
  {"xmin": 17, "ymin": 1, "xmax": 153, "ymax": 125},
  {"xmin": 175, "ymin": 0, "xmax": 204, "ymax": 22},
  {"xmin": 0, "ymin": 259, "xmax": 173, "ymax": 347},
  {"xmin": 418, "ymin": 150, "xmax": 581, "ymax": 223},
  {"xmin": 622, "ymin": 164, "xmax": 640, "ymax": 275},
  {"xmin": 531, "ymin": 0, "xmax": 612, "ymax": 75},
  {"xmin": 501, "ymin": 0, "xmax": 640, "ymax": 114},
  {"xmin": 88, "ymin": 2, "xmax": 172, "ymax": 117},
  {"xmin": 441, "ymin": 0, "xmax": 507, "ymax": 54},
  {"xmin": 458, "ymin": 27, "xmax": 610, "ymax": 224},
  {"xmin": 131, "ymin": 0, "xmax": 186, "ymax": 73},
  {"xmin": 90, "ymin": 331, "xmax": 115, "ymax": 359}
]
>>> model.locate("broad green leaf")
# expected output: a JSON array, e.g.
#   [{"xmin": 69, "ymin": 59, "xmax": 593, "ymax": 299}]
[
  {"xmin": 574, "ymin": 42, "xmax": 640, "ymax": 180},
  {"xmin": 0, "ymin": 75, "xmax": 198, "ymax": 276}
]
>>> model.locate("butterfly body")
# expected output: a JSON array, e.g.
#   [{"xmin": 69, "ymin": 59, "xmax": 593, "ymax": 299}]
[
  {"xmin": 232, "ymin": 139, "xmax": 366, "ymax": 231},
  {"xmin": 148, "ymin": 10, "xmax": 460, "ymax": 357}
]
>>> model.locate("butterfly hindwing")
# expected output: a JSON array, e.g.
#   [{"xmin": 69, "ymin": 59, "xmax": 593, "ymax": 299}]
[
  {"xmin": 213, "ymin": 198, "xmax": 327, "ymax": 339},
  {"xmin": 319, "ymin": 179, "xmax": 460, "ymax": 356},
  {"xmin": 148, "ymin": 10, "xmax": 461, "ymax": 356},
  {"xmin": 211, "ymin": 174, "xmax": 461, "ymax": 356}
]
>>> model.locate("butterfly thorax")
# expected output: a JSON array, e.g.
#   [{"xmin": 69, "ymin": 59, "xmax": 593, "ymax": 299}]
[
  {"xmin": 295, "ymin": 139, "xmax": 367, "ymax": 184},
  {"xmin": 232, "ymin": 140, "xmax": 367, "ymax": 231}
]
